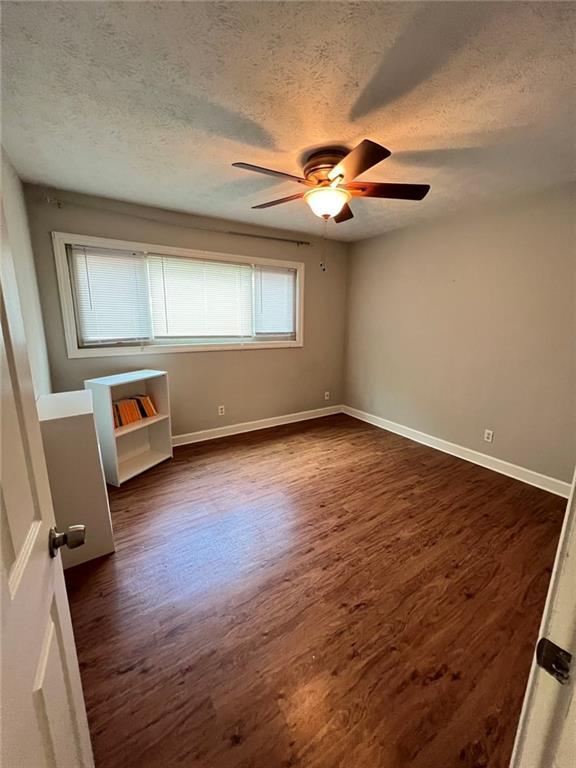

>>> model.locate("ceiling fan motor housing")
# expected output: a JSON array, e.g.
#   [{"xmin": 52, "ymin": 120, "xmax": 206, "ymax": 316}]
[{"xmin": 303, "ymin": 148, "xmax": 347, "ymax": 183}]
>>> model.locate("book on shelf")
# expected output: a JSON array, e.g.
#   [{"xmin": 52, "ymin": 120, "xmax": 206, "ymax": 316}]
[
  {"xmin": 112, "ymin": 395, "xmax": 158, "ymax": 427},
  {"xmin": 134, "ymin": 394, "xmax": 157, "ymax": 418}
]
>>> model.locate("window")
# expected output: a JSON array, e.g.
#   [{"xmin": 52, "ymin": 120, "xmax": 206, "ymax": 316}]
[{"xmin": 53, "ymin": 233, "xmax": 303, "ymax": 358}]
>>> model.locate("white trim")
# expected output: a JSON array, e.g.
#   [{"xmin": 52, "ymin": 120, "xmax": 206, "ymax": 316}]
[
  {"xmin": 510, "ymin": 469, "xmax": 575, "ymax": 766},
  {"xmin": 341, "ymin": 406, "xmax": 571, "ymax": 499},
  {"xmin": 52, "ymin": 231, "xmax": 303, "ymax": 271},
  {"xmin": 172, "ymin": 405, "xmax": 341, "ymax": 446},
  {"xmin": 59, "ymin": 339, "xmax": 304, "ymax": 358},
  {"xmin": 51, "ymin": 231, "xmax": 304, "ymax": 359},
  {"xmin": 170, "ymin": 403, "xmax": 570, "ymax": 498}
]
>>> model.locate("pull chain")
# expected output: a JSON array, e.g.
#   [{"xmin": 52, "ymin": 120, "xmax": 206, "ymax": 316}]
[{"xmin": 320, "ymin": 218, "xmax": 329, "ymax": 272}]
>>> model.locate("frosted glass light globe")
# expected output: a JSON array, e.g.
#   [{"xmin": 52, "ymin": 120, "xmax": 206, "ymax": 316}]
[{"xmin": 304, "ymin": 187, "xmax": 351, "ymax": 219}]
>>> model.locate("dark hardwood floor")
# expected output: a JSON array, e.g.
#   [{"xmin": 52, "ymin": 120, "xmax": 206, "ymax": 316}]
[{"xmin": 65, "ymin": 415, "xmax": 565, "ymax": 768}]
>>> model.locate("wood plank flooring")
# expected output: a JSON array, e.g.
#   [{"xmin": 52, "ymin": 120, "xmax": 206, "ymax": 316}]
[{"xmin": 65, "ymin": 415, "xmax": 565, "ymax": 768}]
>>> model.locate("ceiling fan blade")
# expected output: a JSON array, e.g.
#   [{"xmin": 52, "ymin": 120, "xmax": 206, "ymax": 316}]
[
  {"xmin": 232, "ymin": 162, "xmax": 313, "ymax": 186},
  {"xmin": 334, "ymin": 204, "xmax": 354, "ymax": 223},
  {"xmin": 252, "ymin": 193, "xmax": 304, "ymax": 209},
  {"xmin": 328, "ymin": 139, "xmax": 391, "ymax": 183},
  {"xmin": 346, "ymin": 182, "xmax": 430, "ymax": 200}
]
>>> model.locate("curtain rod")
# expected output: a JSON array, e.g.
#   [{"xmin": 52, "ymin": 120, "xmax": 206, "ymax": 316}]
[{"xmin": 44, "ymin": 195, "xmax": 312, "ymax": 247}]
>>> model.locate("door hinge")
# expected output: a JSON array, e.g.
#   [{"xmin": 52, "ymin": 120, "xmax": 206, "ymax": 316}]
[{"xmin": 536, "ymin": 637, "xmax": 572, "ymax": 685}]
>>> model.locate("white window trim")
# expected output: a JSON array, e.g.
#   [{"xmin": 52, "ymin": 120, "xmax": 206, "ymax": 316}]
[{"xmin": 52, "ymin": 232, "xmax": 305, "ymax": 359}]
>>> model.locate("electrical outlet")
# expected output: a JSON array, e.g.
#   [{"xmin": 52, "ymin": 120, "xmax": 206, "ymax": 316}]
[
  {"xmin": 324, "ymin": 391, "xmax": 330, "ymax": 401},
  {"xmin": 484, "ymin": 429, "xmax": 494, "ymax": 443},
  {"xmin": 218, "ymin": 405, "xmax": 225, "ymax": 416}
]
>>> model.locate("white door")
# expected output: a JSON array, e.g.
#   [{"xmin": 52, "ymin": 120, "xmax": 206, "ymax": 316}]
[
  {"xmin": 0, "ymin": 207, "xmax": 94, "ymax": 767},
  {"xmin": 510, "ymin": 469, "xmax": 575, "ymax": 767}
]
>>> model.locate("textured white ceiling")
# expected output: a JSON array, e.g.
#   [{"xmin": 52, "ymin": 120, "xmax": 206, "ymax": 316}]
[{"xmin": 2, "ymin": 2, "xmax": 575, "ymax": 241}]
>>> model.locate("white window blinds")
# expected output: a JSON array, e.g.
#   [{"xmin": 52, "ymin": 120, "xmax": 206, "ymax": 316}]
[
  {"xmin": 69, "ymin": 246, "xmax": 152, "ymax": 344},
  {"xmin": 254, "ymin": 266, "xmax": 295, "ymax": 336},
  {"xmin": 148, "ymin": 256, "xmax": 253, "ymax": 338},
  {"xmin": 67, "ymin": 244, "xmax": 298, "ymax": 347}
]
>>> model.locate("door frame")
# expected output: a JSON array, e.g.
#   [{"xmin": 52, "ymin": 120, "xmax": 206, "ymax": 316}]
[{"xmin": 510, "ymin": 467, "xmax": 575, "ymax": 766}]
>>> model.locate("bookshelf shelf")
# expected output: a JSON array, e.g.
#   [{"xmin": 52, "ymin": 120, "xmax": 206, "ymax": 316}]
[
  {"xmin": 114, "ymin": 413, "xmax": 169, "ymax": 438},
  {"xmin": 85, "ymin": 370, "xmax": 173, "ymax": 487},
  {"xmin": 118, "ymin": 448, "xmax": 171, "ymax": 484}
]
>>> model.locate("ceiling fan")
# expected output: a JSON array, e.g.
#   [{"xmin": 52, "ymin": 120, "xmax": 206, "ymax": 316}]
[{"xmin": 232, "ymin": 139, "xmax": 430, "ymax": 223}]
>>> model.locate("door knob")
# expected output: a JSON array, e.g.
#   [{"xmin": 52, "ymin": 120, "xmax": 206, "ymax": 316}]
[{"xmin": 49, "ymin": 525, "xmax": 86, "ymax": 558}]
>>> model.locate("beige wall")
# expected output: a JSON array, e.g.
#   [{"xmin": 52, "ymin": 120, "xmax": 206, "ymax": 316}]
[
  {"xmin": 20, "ymin": 180, "xmax": 576, "ymax": 482},
  {"xmin": 2, "ymin": 151, "xmax": 51, "ymax": 397},
  {"xmin": 24, "ymin": 185, "xmax": 348, "ymax": 437},
  {"xmin": 345, "ymin": 185, "xmax": 576, "ymax": 483}
]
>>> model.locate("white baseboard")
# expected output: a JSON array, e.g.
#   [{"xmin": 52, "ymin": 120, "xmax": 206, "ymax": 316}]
[
  {"xmin": 172, "ymin": 405, "xmax": 342, "ymax": 447},
  {"xmin": 341, "ymin": 405, "xmax": 571, "ymax": 499},
  {"xmin": 172, "ymin": 403, "xmax": 571, "ymax": 499}
]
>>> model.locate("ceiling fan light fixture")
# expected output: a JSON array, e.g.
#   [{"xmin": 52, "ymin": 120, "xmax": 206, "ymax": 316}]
[
  {"xmin": 234, "ymin": 140, "xmax": 430, "ymax": 222},
  {"xmin": 304, "ymin": 187, "xmax": 351, "ymax": 219}
]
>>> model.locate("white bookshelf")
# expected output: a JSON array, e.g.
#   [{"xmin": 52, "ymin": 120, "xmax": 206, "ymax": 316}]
[{"xmin": 85, "ymin": 370, "xmax": 173, "ymax": 486}]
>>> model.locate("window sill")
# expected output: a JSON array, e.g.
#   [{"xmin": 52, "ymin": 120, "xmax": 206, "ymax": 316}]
[{"xmin": 66, "ymin": 339, "xmax": 304, "ymax": 359}]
